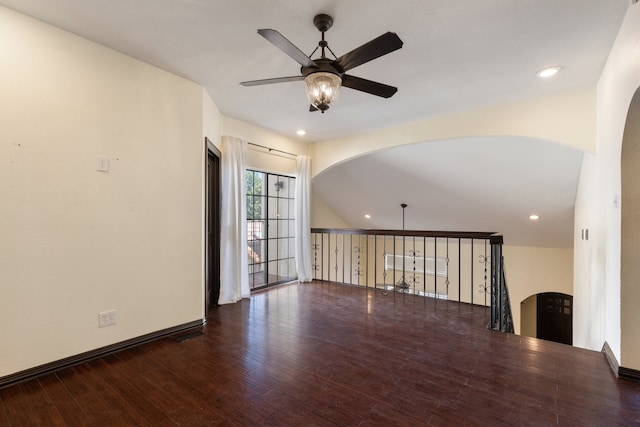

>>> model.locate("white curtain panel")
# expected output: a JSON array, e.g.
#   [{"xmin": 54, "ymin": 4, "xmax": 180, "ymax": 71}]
[
  {"xmin": 295, "ymin": 155, "xmax": 313, "ymax": 282},
  {"xmin": 219, "ymin": 136, "xmax": 250, "ymax": 304}
]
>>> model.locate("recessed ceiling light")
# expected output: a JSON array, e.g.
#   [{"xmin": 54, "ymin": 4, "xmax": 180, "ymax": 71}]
[
  {"xmin": 529, "ymin": 214, "xmax": 540, "ymax": 220},
  {"xmin": 536, "ymin": 66, "xmax": 561, "ymax": 78},
  {"xmin": 364, "ymin": 214, "xmax": 371, "ymax": 219},
  {"xmin": 296, "ymin": 129, "xmax": 306, "ymax": 136}
]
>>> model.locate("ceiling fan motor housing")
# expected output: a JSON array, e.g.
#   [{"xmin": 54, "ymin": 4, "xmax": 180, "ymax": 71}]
[
  {"xmin": 313, "ymin": 14, "xmax": 333, "ymax": 32},
  {"xmin": 301, "ymin": 58, "xmax": 340, "ymax": 77}
]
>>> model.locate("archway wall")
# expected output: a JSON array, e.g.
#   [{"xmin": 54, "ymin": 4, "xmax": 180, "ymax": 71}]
[
  {"xmin": 309, "ymin": 87, "xmax": 595, "ymax": 179},
  {"xmin": 621, "ymin": 88, "xmax": 640, "ymax": 370},
  {"xmin": 505, "ymin": 246, "xmax": 574, "ymax": 336},
  {"xmin": 573, "ymin": 4, "xmax": 640, "ymax": 367},
  {"xmin": 308, "ymin": 88, "xmax": 588, "ymax": 339}
]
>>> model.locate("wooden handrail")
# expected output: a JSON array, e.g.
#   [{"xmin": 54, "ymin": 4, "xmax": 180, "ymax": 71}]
[{"xmin": 310, "ymin": 228, "xmax": 503, "ymax": 244}]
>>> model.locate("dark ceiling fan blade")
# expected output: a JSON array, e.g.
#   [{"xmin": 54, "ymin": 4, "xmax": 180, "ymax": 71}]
[
  {"xmin": 257, "ymin": 29, "xmax": 317, "ymax": 68},
  {"xmin": 332, "ymin": 32, "xmax": 403, "ymax": 73},
  {"xmin": 240, "ymin": 76, "xmax": 305, "ymax": 86},
  {"xmin": 309, "ymin": 104, "xmax": 319, "ymax": 112},
  {"xmin": 341, "ymin": 74, "xmax": 398, "ymax": 98}
]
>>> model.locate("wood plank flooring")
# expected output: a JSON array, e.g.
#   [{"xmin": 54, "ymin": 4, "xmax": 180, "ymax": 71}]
[{"xmin": 1, "ymin": 281, "xmax": 639, "ymax": 426}]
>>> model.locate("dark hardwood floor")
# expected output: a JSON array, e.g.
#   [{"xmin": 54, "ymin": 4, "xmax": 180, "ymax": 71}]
[
  {"xmin": 1, "ymin": 281, "xmax": 639, "ymax": 426},
  {"xmin": 248, "ymin": 272, "xmax": 290, "ymax": 290}
]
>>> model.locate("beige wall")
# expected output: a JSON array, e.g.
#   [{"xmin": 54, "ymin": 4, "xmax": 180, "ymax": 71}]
[
  {"xmin": 222, "ymin": 116, "xmax": 308, "ymax": 174},
  {"xmin": 520, "ymin": 295, "xmax": 537, "ymax": 338},
  {"xmin": 574, "ymin": 3, "xmax": 640, "ymax": 367},
  {"xmin": 311, "ymin": 194, "xmax": 352, "ymax": 229},
  {"xmin": 0, "ymin": 7, "xmax": 213, "ymax": 376},
  {"xmin": 203, "ymin": 89, "xmax": 223, "ymax": 152}
]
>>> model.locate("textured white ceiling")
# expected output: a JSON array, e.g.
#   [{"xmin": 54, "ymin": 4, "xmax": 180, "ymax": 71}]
[
  {"xmin": 0, "ymin": 0, "xmax": 629, "ymax": 247},
  {"xmin": 0, "ymin": 0, "xmax": 629, "ymax": 141}
]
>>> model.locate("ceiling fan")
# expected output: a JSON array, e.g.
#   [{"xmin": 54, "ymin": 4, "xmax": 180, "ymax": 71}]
[{"xmin": 240, "ymin": 14, "xmax": 403, "ymax": 113}]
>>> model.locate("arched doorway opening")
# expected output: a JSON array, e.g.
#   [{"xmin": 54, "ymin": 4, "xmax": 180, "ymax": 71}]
[
  {"xmin": 620, "ymin": 86, "xmax": 640, "ymax": 371},
  {"xmin": 520, "ymin": 292, "xmax": 573, "ymax": 345}
]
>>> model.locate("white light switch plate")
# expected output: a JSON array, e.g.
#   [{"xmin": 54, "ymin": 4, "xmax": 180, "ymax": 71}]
[{"xmin": 96, "ymin": 156, "xmax": 109, "ymax": 172}]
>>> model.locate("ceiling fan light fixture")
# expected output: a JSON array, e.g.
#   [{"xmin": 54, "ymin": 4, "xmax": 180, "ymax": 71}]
[{"xmin": 305, "ymin": 71, "xmax": 341, "ymax": 113}]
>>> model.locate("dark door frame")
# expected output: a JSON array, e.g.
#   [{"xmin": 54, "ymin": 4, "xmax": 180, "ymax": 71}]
[{"xmin": 205, "ymin": 137, "xmax": 221, "ymax": 311}]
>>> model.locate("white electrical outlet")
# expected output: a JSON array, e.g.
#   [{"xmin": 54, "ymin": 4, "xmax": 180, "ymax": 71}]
[{"xmin": 98, "ymin": 309, "xmax": 117, "ymax": 327}]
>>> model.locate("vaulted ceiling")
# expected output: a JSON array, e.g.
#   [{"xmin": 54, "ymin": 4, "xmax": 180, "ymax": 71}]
[
  {"xmin": 312, "ymin": 137, "xmax": 583, "ymax": 247},
  {"xmin": 0, "ymin": 0, "xmax": 630, "ymax": 246}
]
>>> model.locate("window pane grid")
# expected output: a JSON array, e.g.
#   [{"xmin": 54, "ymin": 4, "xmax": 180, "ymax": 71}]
[{"xmin": 246, "ymin": 170, "xmax": 296, "ymax": 290}]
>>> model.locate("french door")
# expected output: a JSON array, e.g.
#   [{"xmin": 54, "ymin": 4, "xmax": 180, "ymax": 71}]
[{"xmin": 246, "ymin": 170, "xmax": 296, "ymax": 289}]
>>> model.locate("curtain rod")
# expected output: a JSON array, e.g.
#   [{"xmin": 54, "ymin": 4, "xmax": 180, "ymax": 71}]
[{"xmin": 247, "ymin": 142, "xmax": 297, "ymax": 158}]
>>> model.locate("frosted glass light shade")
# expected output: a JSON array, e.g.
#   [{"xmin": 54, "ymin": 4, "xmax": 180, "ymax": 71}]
[{"xmin": 305, "ymin": 72, "xmax": 341, "ymax": 113}]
